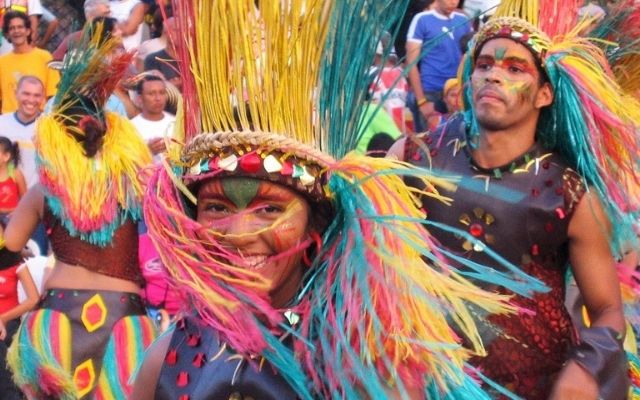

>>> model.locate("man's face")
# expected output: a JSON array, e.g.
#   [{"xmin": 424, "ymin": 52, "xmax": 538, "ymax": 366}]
[
  {"xmin": 435, "ymin": 0, "xmax": 458, "ymax": 15},
  {"xmin": 139, "ymin": 80, "xmax": 168, "ymax": 115},
  {"xmin": 16, "ymin": 81, "xmax": 44, "ymax": 120},
  {"xmin": 6, "ymin": 17, "xmax": 30, "ymax": 47},
  {"xmin": 471, "ymin": 38, "xmax": 553, "ymax": 132}
]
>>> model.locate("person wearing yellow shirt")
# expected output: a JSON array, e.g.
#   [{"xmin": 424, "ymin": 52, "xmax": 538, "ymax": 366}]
[{"xmin": 0, "ymin": 10, "xmax": 58, "ymax": 114}]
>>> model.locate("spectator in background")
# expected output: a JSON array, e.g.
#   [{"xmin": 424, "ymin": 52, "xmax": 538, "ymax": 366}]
[
  {"xmin": 135, "ymin": 5, "xmax": 171, "ymax": 72},
  {"xmin": 0, "ymin": 76, "xmax": 42, "ymax": 190},
  {"xmin": 51, "ymin": 0, "xmax": 110, "ymax": 61},
  {"xmin": 0, "ymin": 211, "xmax": 38, "ymax": 400},
  {"xmin": 143, "ymin": 16, "xmax": 181, "ymax": 92},
  {"xmin": 109, "ymin": 0, "xmax": 147, "ymax": 52},
  {"xmin": 405, "ymin": 0, "xmax": 470, "ymax": 132},
  {"xmin": 0, "ymin": 11, "xmax": 58, "ymax": 113},
  {"xmin": 392, "ymin": 0, "xmax": 433, "ymax": 61},
  {"xmin": 0, "ymin": 0, "xmax": 43, "ymax": 55},
  {"xmin": 0, "ymin": 136, "xmax": 26, "ymax": 213},
  {"xmin": 35, "ymin": 5, "xmax": 57, "ymax": 49},
  {"xmin": 48, "ymin": 16, "xmax": 139, "ymax": 118},
  {"xmin": 39, "ymin": 0, "xmax": 80, "ymax": 53},
  {"xmin": 369, "ymin": 40, "xmax": 409, "ymax": 132},
  {"xmin": 0, "ymin": 75, "xmax": 48, "ymax": 255},
  {"xmin": 427, "ymin": 77, "xmax": 461, "ymax": 129},
  {"xmin": 463, "ymin": 0, "xmax": 501, "ymax": 29},
  {"xmin": 130, "ymin": 74, "xmax": 175, "ymax": 159}
]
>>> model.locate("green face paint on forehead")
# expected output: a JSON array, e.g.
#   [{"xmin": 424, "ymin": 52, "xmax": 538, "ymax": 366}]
[
  {"xmin": 221, "ymin": 177, "xmax": 260, "ymax": 209},
  {"xmin": 495, "ymin": 47, "xmax": 507, "ymax": 61}
]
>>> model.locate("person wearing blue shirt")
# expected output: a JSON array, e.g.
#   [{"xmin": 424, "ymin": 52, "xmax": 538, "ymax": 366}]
[{"xmin": 406, "ymin": 0, "xmax": 470, "ymax": 132}]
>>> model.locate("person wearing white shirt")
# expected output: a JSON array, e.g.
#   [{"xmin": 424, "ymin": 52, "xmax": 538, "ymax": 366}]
[
  {"xmin": 130, "ymin": 74, "xmax": 175, "ymax": 161},
  {"xmin": 109, "ymin": 0, "xmax": 146, "ymax": 51},
  {"xmin": 0, "ymin": 75, "xmax": 42, "ymax": 188}
]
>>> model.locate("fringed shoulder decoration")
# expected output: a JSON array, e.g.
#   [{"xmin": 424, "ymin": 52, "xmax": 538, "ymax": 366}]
[{"xmin": 36, "ymin": 113, "xmax": 151, "ymax": 246}]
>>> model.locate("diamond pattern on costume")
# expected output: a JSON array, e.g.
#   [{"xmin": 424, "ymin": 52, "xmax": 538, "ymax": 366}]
[
  {"xmin": 81, "ymin": 294, "xmax": 108, "ymax": 333},
  {"xmin": 73, "ymin": 359, "xmax": 96, "ymax": 397}
]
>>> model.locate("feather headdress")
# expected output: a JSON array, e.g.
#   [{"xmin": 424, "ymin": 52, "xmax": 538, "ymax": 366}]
[
  {"xmin": 460, "ymin": 0, "xmax": 640, "ymax": 252},
  {"xmin": 145, "ymin": 1, "xmax": 546, "ymax": 398},
  {"xmin": 36, "ymin": 20, "xmax": 151, "ymax": 246}
]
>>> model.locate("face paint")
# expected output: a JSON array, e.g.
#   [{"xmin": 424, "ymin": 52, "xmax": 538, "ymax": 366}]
[
  {"xmin": 475, "ymin": 55, "xmax": 539, "ymax": 78},
  {"xmin": 471, "ymin": 38, "xmax": 549, "ymax": 132},
  {"xmin": 221, "ymin": 177, "xmax": 260, "ymax": 209},
  {"xmin": 196, "ymin": 178, "xmax": 312, "ymax": 308}
]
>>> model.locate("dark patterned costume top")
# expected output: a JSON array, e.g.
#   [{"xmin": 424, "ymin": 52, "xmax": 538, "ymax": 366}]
[
  {"xmin": 156, "ymin": 316, "xmax": 299, "ymax": 400},
  {"xmin": 404, "ymin": 116, "xmax": 586, "ymax": 399},
  {"xmin": 43, "ymin": 205, "xmax": 143, "ymax": 285}
]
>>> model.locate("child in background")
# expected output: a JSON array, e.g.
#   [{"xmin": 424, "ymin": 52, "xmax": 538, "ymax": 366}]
[
  {"xmin": 0, "ymin": 136, "xmax": 26, "ymax": 216},
  {"xmin": 428, "ymin": 78, "xmax": 462, "ymax": 130},
  {"xmin": 0, "ymin": 133, "xmax": 35, "ymax": 400},
  {"xmin": 0, "ymin": 220, "xmax": 39, "ymax": 400}
]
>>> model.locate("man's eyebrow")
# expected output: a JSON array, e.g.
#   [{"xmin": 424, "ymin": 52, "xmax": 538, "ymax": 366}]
[
  {"xmin": 502, "ymin": 56, "xmax": 533, "ymax": 64},
  {"xmin": 477, "ymin": 54, "xmax": 532, "ymax": 64}
]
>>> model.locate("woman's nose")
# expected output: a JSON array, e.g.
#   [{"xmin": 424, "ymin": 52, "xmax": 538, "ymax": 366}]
[{"xmin": 221, "ymin": 213, "xmax": 262, "ymax": 247}]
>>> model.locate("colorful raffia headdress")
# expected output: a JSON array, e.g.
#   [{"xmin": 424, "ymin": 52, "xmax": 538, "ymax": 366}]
[
  {"xmin": 145, "ymin": 1, "xmax": 546, "ymax": 398},
  {"xmin": 36, "ymin": 20, "xmax": 151, "ymax": 246},
  {"xmin": 460, "ymin": 0, "xmax": 640, "ymax": 251},
  {"xmin": 586, "ymin": 0, "xmax": 640, "ymax": 97}
]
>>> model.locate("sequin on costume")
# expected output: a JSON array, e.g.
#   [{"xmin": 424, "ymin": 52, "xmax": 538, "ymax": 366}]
[
  {"xmin": 156, "ymin": 316, "xmax": 298, "ymax": 400},
  {"xmin": 405, "ymin": 116, "xmax": 586, "ymax": 399}
]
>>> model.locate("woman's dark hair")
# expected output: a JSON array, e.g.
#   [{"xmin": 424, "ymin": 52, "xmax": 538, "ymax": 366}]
[
  {"xmin": 61, "ymin": 97, "xmax": 106, "ymax": 158},
  {"xmin": 2, "ymin": 11, "xmax": 31, "ymax": 44},
  {"xmin": 88, "ymin": 16, "xmax": 119, "ymax": 46},
  {"xmin": 0, "ymin": 136, "xmax": 21, "ymax": 167}
]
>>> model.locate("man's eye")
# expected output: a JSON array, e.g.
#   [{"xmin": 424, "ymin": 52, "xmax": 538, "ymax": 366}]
[
  {"xmin": 508, "ymin": 65, "xmax": 524, "ymax": 73},
  {"xmin": 475, "ymin": 62, "xmax": 492, "ymax": 70}
]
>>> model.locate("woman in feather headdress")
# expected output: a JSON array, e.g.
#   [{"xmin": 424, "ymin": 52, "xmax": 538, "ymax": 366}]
[
  {"xmin": 131, "ymin": 1, "xmax": 549, "ymax": 399},
  {"xmin": 2, "ymin": 18, "xmax": 156, "ymax": 399}
]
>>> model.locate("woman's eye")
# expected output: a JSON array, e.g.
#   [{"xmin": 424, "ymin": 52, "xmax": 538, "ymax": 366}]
[
  {"xmin": 257, "ymin": 204, "xmax": 283, "ymax": 214},
  {"xmin": 204, "ymin": 203, "xmax": 229, "ymax": 213}
]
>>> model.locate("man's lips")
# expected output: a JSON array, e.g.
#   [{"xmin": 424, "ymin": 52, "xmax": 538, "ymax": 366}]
[{"xmin": 477, "ymin": 88, "xmax": 505, "ymax": 103}]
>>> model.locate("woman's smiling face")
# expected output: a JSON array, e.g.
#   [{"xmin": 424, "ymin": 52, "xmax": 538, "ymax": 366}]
[{"xmin": 196, "ymin": 177, "xmax": 311, "ymax": 307}]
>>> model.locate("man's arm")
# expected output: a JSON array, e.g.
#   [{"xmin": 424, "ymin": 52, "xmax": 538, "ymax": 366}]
[
  {"xmin": 406, "ymin": 40, "xmax": 435, "ymax": 119},
  {"xmin": 117, "ymin": 3, "xmax": 146, "ymax": 37},
  {"xmin": 550, "ymin": 192, "xmax": 625, "ymax": 400},
  {"xmin": 405, "ymin": 13, "xmax": 436, "ymax": 120}
]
